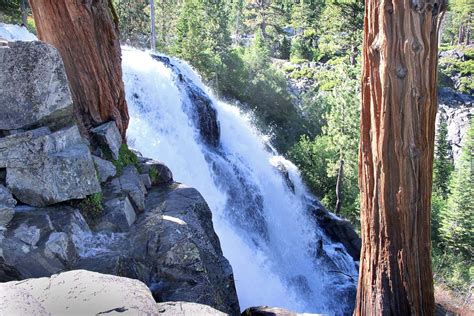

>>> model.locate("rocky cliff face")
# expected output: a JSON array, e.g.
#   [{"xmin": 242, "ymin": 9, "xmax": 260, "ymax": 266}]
[
  {"xmin": 437, "ymin": 88, "xmax": 474, "ymax": 162},
  {"xmin": 0, "ymin": 39, "xmax": 239, "ymax": 315}
]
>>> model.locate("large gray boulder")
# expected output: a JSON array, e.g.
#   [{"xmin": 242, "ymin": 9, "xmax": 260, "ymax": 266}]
[
  {"xmin": 104, "ymin": 165, "xmax": 147, "ymax": 212},
  {"xmin": 138, "ymin": 157, "xmax": 174, "ymax": 186},
  {"xmin": 93, "ymin": 155, "xmax": 117, "ymax": 182},
  {"xmin": 308, "ymin": 202, "xmax": 361, "ymax": 261},
  {"xmin": 0, "ymin": 270, "xmax": 159, "ymax": 316},
  {"xmin": 91, "ymin": 121, "xmax": 123, "ymax": 160},
  {"xmin": 129, "ymin": 183, "xmax": 240, "ymax": 315},
  {"xmin": 0, "ymin": 185, "xmax": 15, "ymax": 227},
  {"xmin": 95, "ymin": 196, "xmax": 137, "ymax": 232},
  {"xmin": 157, "ymin": 301, "xmax": 227, "ymax": 315},
  {"xmin": 0, "ymin": 126, "xmax": 101, "ymax": 206},
  {"xmin": 0, "ymin": 41, "xmax": 73, "ymax": 131}
]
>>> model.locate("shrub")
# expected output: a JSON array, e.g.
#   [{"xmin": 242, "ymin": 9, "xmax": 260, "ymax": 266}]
[
  {"xmin": 113, "ymin": 144, "xmax": 139, "ymax": 174},
  {"xmin": 79, "ymin": 192, "xmax": 104, "ymax": 219}
]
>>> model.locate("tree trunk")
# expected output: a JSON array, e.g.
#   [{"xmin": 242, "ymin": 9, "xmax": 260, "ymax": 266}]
[
  {"xmin": 335, "ymin": 157, "xmax": 344, "ymax": 215},
  {"xmin": 28, "ymin": 0, "xmax": 129, "ymax": 140},
  {"xmin": 149, "ymin": 0, "xmax": 156, "ymax": 51},
  {"xmin": 458, "ymin": 23, "xmax": 465, "ymax": 45},
  {"xmin": 20, "ymin": 0, "xmax": 28, "ymax": 26},
  {"xmin": 356, "ymin": 1, "xmax": 446, "ymax": 315}
]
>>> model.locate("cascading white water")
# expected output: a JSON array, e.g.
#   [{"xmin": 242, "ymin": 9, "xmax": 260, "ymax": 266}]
[{"xmin": 122, "ymin": 47, "xmax": 358, "ymax": 314}]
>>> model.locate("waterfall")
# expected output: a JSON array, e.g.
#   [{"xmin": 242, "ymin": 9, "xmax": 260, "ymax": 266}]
[{"xmin": 122, "ymin": 47, "xmax": 358, "ymax": 314}]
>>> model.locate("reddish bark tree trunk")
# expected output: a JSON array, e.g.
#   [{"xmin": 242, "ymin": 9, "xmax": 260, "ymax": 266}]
[
  {"xmin": 29, "ymin": 0, "xmax": 129, "ymax": 139},
  {"xmin": 357, "ymin": 1, "xmax": 446, "ymax": 315}
]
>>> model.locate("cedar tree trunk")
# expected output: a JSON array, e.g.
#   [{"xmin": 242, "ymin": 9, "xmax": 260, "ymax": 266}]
[
  {"xmin": 356, "ymin": 0, "xmax": 446, "ymax": 315},
  {"xmin": 29, "ymin": 0, "xmax": 129, "ymax": 139}
]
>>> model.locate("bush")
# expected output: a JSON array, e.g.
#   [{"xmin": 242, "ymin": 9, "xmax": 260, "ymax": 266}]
[
  {"xmin": 113, "ymin": 144, "xmax": 139, "ymax": 174},
  {"xmin": 79, "ymin": 192, "xmax": 104, "ymax": 219}
]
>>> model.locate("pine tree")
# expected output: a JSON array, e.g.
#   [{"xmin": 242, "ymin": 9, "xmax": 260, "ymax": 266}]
[
  {"xmin": 433, "ymin": 114, "xmax": 454, "ymax": 199},
  {"xmin": 113, "ymin": 0, "xmax": 150, "ymax": 47},
  {"xmin": 440, "ymin": 119, "xmax": 474, "ymax": 257}
]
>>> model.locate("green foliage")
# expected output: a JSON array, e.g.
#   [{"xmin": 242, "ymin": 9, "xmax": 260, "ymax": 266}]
[
  {"xmin": 113, "ymin": 144, "xmax": 139, "ymax": 174},
  {"xmin": 113, "ymin": 0, "xmax": 150, "ymax": 47},
  {"xmin": 431, "ymin": 119, "xmax": 472, "ymax": 295},
  {"xmin": 149, "ymin": 166, "xmax": 158, "ymax": 183},
  {"xmin": 438, "ymin": 51, "xmax": 474, "ymax": 93},
  {"xmin": 432, "ymin": 247, "xmax": 473, "ymax": 294},
  {"xmin": 79, "ymin": 192, "xmax": 104, "ymax": 219},
  {"xmin": 441, "ymin": 0, "xmax": 473, "ymax": 45},
  {"xmin": 433, "ymin": 116, "xmax": 454, "ymax": 199},
  {"xmin": 317, "ymin": 0, "xmax": 364, "ymax": 64},
  {"xmin": 288, "ymin": 63, "xmax": 361, "ymax": 223},
  {"xmin": 0, "ymin": 0, "xmax": 36, "ymax": 33},
  {"xmin": 439, "ymin": 119, "xmax": 474, "ymax": 258},
  {"xmin": 288, "ymin": 135, "xmax": 338, "ymax": 204}
]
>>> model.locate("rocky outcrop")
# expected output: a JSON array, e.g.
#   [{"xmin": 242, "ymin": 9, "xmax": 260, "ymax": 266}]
[
  {"xmin": 93, "ymin": 155, "xmax": 117, "ymax": 182},
  {"xmin": 0, "ymin": 205, "xmax": 89, "ymax": 280},
  {"xmin": 91, "ymin": 121, "xmax": 123, "ymax": 160},
  {"xmin": 437, "ymin": 88, "xmax": 473, "ymax": 162},
  {"xmin": 0, "ymin": 181, "xmax": 239, "ymax": 315},
  {"xmin": 138, "ymin": 157, "xmax": 174, "ymax": 186},
  {"xmin": 157, "ymin": 301, "xmax": 227, "ymax": 315},
  {"xmin": 130, "ymin": 184, "xmax": 239, "ymax": 314},
  {"xmin": 0, "ymin": 185, "xmax": 15, "ymax": 227},
  {"xmin": 103, "ymin": 165, "xmax": 147, "ymax": 212},
  {"xmin": 0, "ymin": 41, "xmax": 73, "ymax": 131},
  {"xmin": 0, "ymin": 270, "xmax": 159, "ymax": 315},
  {"xmin": 0, "ymin": 270, "xmax": 230, "ymax": 316},
  {"xmin": 1, "ymin": 126, "xmax": 101, "ymax": 206},
  {"xmin": 308, "ymin": 201, "xmax": 361, "ymax": 261},
  {"xmin": 242, "ymin": 306, "xmax": 311, "ymax": 316}
]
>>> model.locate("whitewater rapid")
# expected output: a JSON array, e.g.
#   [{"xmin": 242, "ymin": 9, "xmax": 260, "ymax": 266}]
[{"xmin": 122, "ymin": 47, "xmax": 357, "ymax": 314}]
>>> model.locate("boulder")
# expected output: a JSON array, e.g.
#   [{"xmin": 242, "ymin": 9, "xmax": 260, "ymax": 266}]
[
  {"xmin": 0, "ymin": 126, "xmax": 101, "ymax": 206},
  {"xmin": 91, "ymin": 121, "xmax": 122, "ymax": 160},
  {"xmin": 0, "ymin": 270, "xmax": 159, "ymax": 316},
  {"xmin": 104, "ymin": 165, "xmax": 147, "ymax": 212},
  {"xmin": 0, "ymin": 41, "xmax": 73, "ymax": 131},
  {"xmin": 139, "ymin": 159, "xmax": 174, "ymax": 186},
  {"xmin": 0, "ymin": 185, "xmax": 15, "ymax": 226},
  {"xmin": 157, "ymin": 301, "xmax": 227, "ymax": 315},
  {"xmin": 0, "ymin": 205, "xmax": 89, "ymax": 281},
  {"xmin": 92, "ymin": 155, "xmax": 117, "ymax": 182},
  {"xmin": 242, "ymin": 306, "xmax": 320, "ymax": 316},
  {"xmin": 95, "ymin": 196, "xmax": 136, "ymax": 232},
  {"xmin": 140, "ymin": 173, "xmax": 153, "ymax": 189},
  {"xmin": 308, "ymin": 203, "xmax": 361, "ymax": 261},
  {"xmin": 130, "ymin": 183, "xmax": 240, "ymax": 315}
]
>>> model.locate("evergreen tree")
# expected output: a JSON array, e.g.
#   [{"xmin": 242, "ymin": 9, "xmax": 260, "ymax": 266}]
[
  {"xmin": 441, "ymin": 0, "xmax": 473, "ymax": 45},
  {"xmin": 155, "ymin": 0, "xmax": 181, "ymax": 52},
  {"xmin": 433, "ymin": 114, "xmax": 454, "ymax": 199},
  {"xmin": 114, "ymin": 0, "xmax": 150, "ymax": 47},
  {"xmin": 440, "ymin": 119, "xmax": 474, "ymax": 257},
  {"xmin": 317, "ymin": 0, "xmax": 363, "ymax": 64},
  {"xmin": 289, "ymin": 0, "xmax": 320, "ymax": 60},
  {"xmin": 173, "ymin": 0, "xmax": 211, "ymax": 76}
]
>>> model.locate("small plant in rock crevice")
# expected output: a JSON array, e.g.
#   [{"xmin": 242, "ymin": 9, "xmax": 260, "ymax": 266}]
[
  {"xmin": 78, "ymin": 192, "xmax": 104, "ymax": 219},
  {"xmin": 112, "ymin": 144, "xmax": 139, "ymax": 174}
]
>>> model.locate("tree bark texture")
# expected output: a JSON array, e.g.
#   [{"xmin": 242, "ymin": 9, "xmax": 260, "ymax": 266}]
[
  {"xmin": 357, "ymin": 0, "xmax": 446, "ymax": 315},
  {"xmin": 29, "ymin": 0, "xmax": 129, "ymax": 139}
]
